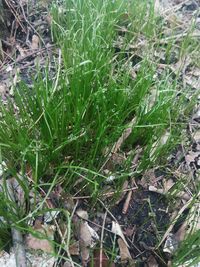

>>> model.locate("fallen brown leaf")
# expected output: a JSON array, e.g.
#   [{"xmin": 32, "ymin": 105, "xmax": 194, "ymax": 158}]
[
  {"xmin": 117, "ymin": 238, "xmax": 132, "ymax": 263},
  {"xmin": 0, "ymin": 83, "xmax": 7, "ymax": 95},
  {"xmin": 163, "ymin": 233, "xmax": 178, "ymax": 254},
  {"xmin": 193, "ymin": 130, "xmax": 200, "ymax": 142},
  {"xmin": 63, "ymin": 261, "xmax": 73, "ymax": 267},
  {"xmin": 111, "ymin": 221, "xmax": 129, "ymax": 247},
  {"xmin": 150, "ymin": 131, "xmax": 170, "ymax": 158},
  {"xmin": 185, "ymin": 151, "xmax": 199, "ymax": 164},
  {"xmin": 76, "ymin": 209, "xmax": 89, "ymax": 220},
  {"xmin": 93, "ymin": 249, "xmax": 115, "ymax": 267},
  {"xmin": 31, "ymin": 35, "xmax": 40, "ymax": 50},
  {"xmin": 26, "ymin": 224, "xmax": 55, "ymax": 253},
  {"xmin": 163, "ymin": 179, "xmax": 175, "ymax": 193},
  {"xmin": 16, "ymin": 44, "xmax": 27, "ymax": 58},
  {"xmin": 174, "ymin": 221, "xmax": 187, "ymax": 242},
  {"xmin": 69, "ymin": 241, "xmax": 79, "ymax": 256},
  {"xmin": 147, "ymin": 255, "xmax": 159, "ymax": 267},
  {"xmin": 79, "ymin": 219, "xmax": 99, "ymax": 266}
]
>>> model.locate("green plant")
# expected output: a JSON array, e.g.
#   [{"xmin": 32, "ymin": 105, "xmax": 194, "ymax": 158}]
[{"xmin": 0, "ymin": 0, "xmax": 199, "ymax": 264}]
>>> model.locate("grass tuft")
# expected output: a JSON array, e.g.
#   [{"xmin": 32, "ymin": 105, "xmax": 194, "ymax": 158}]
[{"xmin": 0, "ymin": 0, "xmax": 199, "ymax": 264}]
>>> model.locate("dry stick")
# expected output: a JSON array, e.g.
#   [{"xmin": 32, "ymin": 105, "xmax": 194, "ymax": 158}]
[
  {"xmin": 6, "ymin": 179, "xmax": 27, "ymax": 267},
  {"xmin": 73, "ymin": 186, "xmax": 137, "ymax": 200},
  {"xmin": 111, "ymin": 117, "xmax": 136, "ymax": 155},
  {"xmin": 122, "ymin": 190, "xmax": 132, "ymax": 215},
  {"xmin": 122, "ymin": 147, "xmax": 142, "ymax": 214},
  {"xmin": 97, "ymin": 198, "xmax": 119, "ymax": 223},
  {"xmin": 99, "ymin": 211, "xmax": 107, "ymax": 267}
]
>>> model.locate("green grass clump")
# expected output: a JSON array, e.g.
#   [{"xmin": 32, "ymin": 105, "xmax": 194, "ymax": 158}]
[
  {"xmin": 0, "ymin": 0, "xmax": 194, "ymax": 193},
  {"xmin": 0, "ymin": 1, "xmax": 199, "ymax": 266},
  {"xmin": 0, "ymin": 2, "xmax": 198, "ymax": 259}
]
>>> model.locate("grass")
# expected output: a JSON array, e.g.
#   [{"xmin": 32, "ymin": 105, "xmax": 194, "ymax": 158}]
[
  {"xmin": 0, "ymin": 0, "xmax": 199, "ymax": 265},
  {"xmin": 174, "ymin": 230, "xmax": 200, "ymax": 267}
]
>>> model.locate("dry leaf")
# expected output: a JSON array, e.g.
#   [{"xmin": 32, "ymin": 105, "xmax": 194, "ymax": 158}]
[
  {"xmin": 0, "ymin": 161, "xmax": 7, "ymax": 176},
  {"xmin": 125, "ymin": 226, "xmax": 135, "ymax": 237},
  {"xmin": 185, "ymin": 151, "xmax": 199, "ymax": 164},
  {"xmin": 105, "ymin": 174, "xmax": 116, "ymax": 183},
  {"xmin": 111, "ymin": 221, "xmax": 129, "ymax": 247},
  {"xmin": 150, "ymin": 131, "xmax": 170, "ymax": 158},
  {"xmin": 0, "ymin": 83, "xmax": 7, "ymax": 95},
  {"xmin": 44, "ymin": 210, "xmax": 60, "ymax": 223},
  {"xmin": 154, "ymin": 0, "xmax": 163, "ymax": 14},
  {"xmin": 193, "ymin": 130, "xmax": 200, "ymax": 142},
  {"xmin": 163, "ymin": 234, "xmax": 178, "ymax": 254},
  {"xmin": 63, "ymin": 261, "xmax": 73, "ymax": 267},
  {"xmin": 93, "ymin": 249, "xmax": 115, "ymax": 267},
  {"xmin": 148, "ymin": 89, "xmax": 157, "ymax": 111},
  {"xmin": 140, "ymin": 168, "xmax": 162, "ymax": 189},
  {"xmin": 79, "ymin": 221, "xmax": 99, "ymax": 266},
  {"xmin": 175, "ymin": 221, "xmax": 187, "ymax": 242},
  {"xmin": 111, "ymin": 152, "xmax": 126, "ymax": 166},
  {"xmin": 26, "ymin": 224, "xmax": 55, "ymax": 253},
  {"xmin": 163, "ymin": 179, "xmax": 175, "ymax": 193},
  {"xmin": 5, "ymin": 65, "xmax": 12, "ymax": 72},
  {"xmin": 27, "ymin": 252, "xmax": 55, "ymax": 267},
  {"xmin": 117, "ymin": 238, "xmax": 132, "ymax": 263},
  {"xmin": 116, "ymin": 180, "xmax": 129, "ymax": 204},
  {"xmin": 31, "ymin": 35, "xmax": 40, "ymax": 50},
  {"xmin": 147, "ymin": 255, "xmax": 159, "ymax": 267},
  {"xmin": 184, "ymin": 70, "xmax": 200, "ymax": 90},
  {"xmin": 111, "ymin": 118, "xmax": 136, "ymax": 154},
  {"xmin": 69, "ymin": 241, "xmax": 79, "ymax": 255},
  {"xmin": 16, "ymin": 44, "xmax": 26, "ymax": 57},
  {"xmin": 0, "ymin": 250, "xmax": 55, "ymax": 267},
  {"xmin": 0, "ymin": 251, "xmax": 16, "ymax": 267},
  {"xmin": 76, "ymin": 209, "xmax": 88, "ymax": 220}
]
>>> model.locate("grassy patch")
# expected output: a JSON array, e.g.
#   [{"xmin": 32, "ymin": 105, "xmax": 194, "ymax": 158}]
[
  {"xmin": 0, "ymin": 0, "xmax": 199, "ymax": 265},
  {"xmin": 0, "ymin": 0, "xmax": 193, "ymax": 191}
]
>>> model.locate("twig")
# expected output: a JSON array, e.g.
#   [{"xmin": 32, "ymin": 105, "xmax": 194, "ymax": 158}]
[
  {"xmin": 97, "ymin": 198, "xmax": 119, "ymax": 223},
  {"xmin": 6, "ymin": 179, "xmax": 27, "ymax": 267},
  {"xmin": 73, "ymin": 186, "xmax": 137, "ymax": 200},
  {"xmin": 122, "ymin": 190, "xmax": 132, "ymax": 214},
  {"xmin": 99, "ymin": 211, "xmax": 107, "ymax": 267}
]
